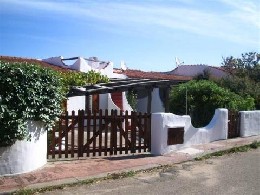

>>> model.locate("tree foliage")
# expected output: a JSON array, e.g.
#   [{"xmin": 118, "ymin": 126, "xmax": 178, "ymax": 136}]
[
  {"xmin": 220, "ymin": 52, "xmax": 260, "ymax": 108},
  {"xmin": 59, "ymin": 70, "xmax": 109, "ymax": 96},
  {"xmin": 193, "ymin": 68, "xmax": 211, "ymax": 81},
  {"xmin": 169, "ymin": 80, "xmax": 254, "ymax": 127},
  {"xmin": 222, "ymin": 51, "xmax": 260, "ymax": 82}
]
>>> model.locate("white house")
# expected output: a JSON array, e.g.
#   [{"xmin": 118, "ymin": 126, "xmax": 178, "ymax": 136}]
[
  {"xmin": 42, "ymin": 56, "xmax": 191, "ymax": 114},
  {"xmin": 42, "ymin": 56, "xmax": 134, "ymax": 114}
]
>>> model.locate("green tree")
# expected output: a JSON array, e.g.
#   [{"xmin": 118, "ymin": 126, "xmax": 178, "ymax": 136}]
[
  {"xmin": 222, "ymin": 52, "xmax": 260, "ymax": 82},
  {"xmin": 169, "ymin": 80, "xmax": 254, "ymax": 127},
  {"xmin": 193, "ymin": 68, "xmax": 211, "ymax": 81},
  {"xmin": 220, "ymin": 52, "xmax": 260, "ymax": 108}
]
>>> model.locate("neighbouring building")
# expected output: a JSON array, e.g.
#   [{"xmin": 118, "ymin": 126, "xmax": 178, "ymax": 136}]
[{"xmin": 165, "ymin": 64, "xmax": 228, "ymax": 79}]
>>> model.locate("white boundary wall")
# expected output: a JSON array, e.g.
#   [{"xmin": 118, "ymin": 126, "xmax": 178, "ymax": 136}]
[
  {"xmin": 0, "ymin": 121, "xmax": 47, "ymax": 176},
  {"xmin": 240, "ymin": 110, "xmax": 260, "ymax": 137},
  {"xmin": 151, "ymin": 109, "xmax": 228, "ymax": 155}
]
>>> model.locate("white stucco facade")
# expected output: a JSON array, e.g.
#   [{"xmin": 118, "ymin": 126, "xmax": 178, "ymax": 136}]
[
  {"xmin": 99, "ymin": 94, "xmax": 108, "ymax": 111},
  {"xmin": 67, "ymin": 96, "xmax": 85, "ymax": 114},
  {"xmin": 151, "ymin": 109, "xmax": 228, "ymax": 155},
  {"xmin": 136, "ymin": 88, "xmax": 165, "ymax": 113},
  {"xmin": 240, "ymin": 110, "xmax": 260, "ymax": 137},
  {"xmin": 151, "ymin": 88, "xmax": 164, "ymax": 113},
  {"xmin": 0, "ymin": 121, "xmax": 47, "ymax": 176}
]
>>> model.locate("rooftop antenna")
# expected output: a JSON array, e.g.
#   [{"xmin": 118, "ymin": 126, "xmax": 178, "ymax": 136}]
[
  {"xmin": 120, "ymin": 61, "xmax": 127, "ymax": 71},
  {"xmin": 175, "ymin": 57, "xmax": 184, "ymax": 67}
]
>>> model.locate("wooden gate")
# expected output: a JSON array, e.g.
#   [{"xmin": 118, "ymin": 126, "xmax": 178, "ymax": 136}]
[
  {"xmin": 47, "ymin": 109, "xmax": 151, "ymax": 159},
  {"xmin": 228, "ymin": 111, "xmax": 240, "ymax": 138}
]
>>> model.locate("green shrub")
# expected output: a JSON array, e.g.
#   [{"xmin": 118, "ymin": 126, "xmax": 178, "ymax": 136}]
[
  {"xmin": 126, "ymin": 90, "xmax": 138, "ymax": 111},
  {"xmin": 169, "ymin": 80, "xmax": 255, "ymax": 127},
  {"xmin": 59, "ymin": 70, "xmax": 109, "ymax": 93},
  {"xmin": 0, "ymin": 61, "xmax": 65, "ymax": 146},
  {"xmin": 0, "ymin": 61, "xmax": 109, "ymax": 146}
]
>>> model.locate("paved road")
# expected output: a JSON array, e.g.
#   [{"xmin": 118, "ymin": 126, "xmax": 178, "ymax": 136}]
[{"xmin": 42, "ymin": 148, "xmax": 260, "ymax": 195}]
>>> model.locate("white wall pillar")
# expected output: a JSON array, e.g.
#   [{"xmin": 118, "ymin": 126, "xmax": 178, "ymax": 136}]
[
  {"xmin": 240, "ymin": 111, "xmax": 260, "ymax": 137},
  {"xmin": 0, "ymin": 121, "xmax": 47, "ymax": 176}
]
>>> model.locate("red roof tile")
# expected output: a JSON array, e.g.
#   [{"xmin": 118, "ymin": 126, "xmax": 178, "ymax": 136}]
[
  {"xmin": 1, "ymin": 56, "xmax": 192, "ymax": 81},
  {"xmin": 0, "ymin": 56, "xmax": 71, "ymax": 72},
  {"xmin": 114, "ymin": 68, "xmax": 192, "ymax": 81}
]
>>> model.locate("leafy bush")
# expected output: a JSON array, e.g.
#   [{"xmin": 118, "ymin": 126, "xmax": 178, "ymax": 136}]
[
  {"xmin": 0, "ymin": 61, "xmax": 65, "ymax": 146},
  {"xmin": 0, "ymin": 61, "xmax": 109, "ymax": 146},
  {"xmin": 60, "ymin": 70, "xmax": 109, "ymax": 93},
  {"xmin": 169, "ymin": 80, "xmax": 255, "ymax": 127},
  {"xmin": 126, "ymin": 90, "xmax": 138, "ymax": 111}
]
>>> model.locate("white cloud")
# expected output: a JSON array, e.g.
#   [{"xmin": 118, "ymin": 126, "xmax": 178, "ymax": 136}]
[
  {"xmin": 2, "ymin": 0, "xmax": 259, "ymax": 45},
  {"xmin": 220, "ymin": 0, "xmax": 260, "ymax": 28}
]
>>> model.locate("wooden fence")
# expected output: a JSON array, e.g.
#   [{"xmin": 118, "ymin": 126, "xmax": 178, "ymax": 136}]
[
  {"xmin": 228, "ymin": 111, "xmax": 240, "ymax": 138},
  {"xmin": 47, "ymin": 109, "xmax": 151, "ymax": 159}
]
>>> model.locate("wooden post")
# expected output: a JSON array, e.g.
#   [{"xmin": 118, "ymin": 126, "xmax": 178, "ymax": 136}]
[
  {"xmin": 78, "ymin": 110, "xmax": 84, "ymax": 158},
  {"xmin": 71, "ymin": 111, "xmax": 75, "ymax": 158},
  {"xmin": 85, "ymin": 95, "xmax": 90, "ymax": 112},
  {"xmin": 131, "ymin": 111, "xmax": 136, "ymax": 153},
  {"xmin": 65, "ymin": 111, "xmax": 69, "ymax": 158}
]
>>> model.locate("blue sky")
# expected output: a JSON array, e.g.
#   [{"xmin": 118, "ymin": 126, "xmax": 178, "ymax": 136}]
[{"xmin": 0, "ymin": 0, "xmax": 259, "ymax": 71}]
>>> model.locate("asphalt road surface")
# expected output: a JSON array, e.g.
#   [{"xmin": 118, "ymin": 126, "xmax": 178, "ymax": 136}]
[{"xmin": 42, "ymin": 148, "xmax": 260, "ymax": 195}]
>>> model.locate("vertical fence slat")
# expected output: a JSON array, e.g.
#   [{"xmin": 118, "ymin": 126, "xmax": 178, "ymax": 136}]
[
  {"xmin": 119, "ymin": 110, "xmax": 123, "ymax": 154},
  {"xmin": 138, "ymin": 112, "xmax": 142, "ymax": 153},
  {"xmin": 58, "ymin": 118, "xmax": 62, "ymax": 158},
  {"xmin": 114, "ymin": 110, "xmax": 118, "ymax": 155},
  {"xmin": 51, "ymin": 124, "xmax": 56, "ymax": 159},
  {"xmin": 143, "ymin": 113, "xmax": 148, "ymax": 152},
  {"xmin": 78, "ymin": 110, "xmax": 84, "ymax": 158},
  {"xmin": 125, "ymin": 110, "xmax": 129, "ymax": 154},
  {"xmin": 110, "ymin": 110, "xmax": 114, "ymax": 155},
  {"xmin": 114, "ymin": 109, "xmax": 117, "ymax": 155},
  {"xmin": 99, "ymin": 109, "xmax": 103, "ymax": 156},
  {"xmin": 64, "ymin": 111, "xmax": 69, "ymax": 158},
  {"xmin": 131, "ymin": 111, "xmax": 136, "ymax": 153},
  {"xmin": 148, "ymin": 113, "xmax": 151, "ymax": 151},
  {"xmin": 93, "ymin": 110, "xmax": 97, "ymax": 157},
  {"xmin": 86, "ymin": 109, "xmax": 91, "ymax": 157},
  {"xmin": 104, "ymin": 109, "xmax": 108, "ymax": 156},
  {"xmin": 71, "ymin": 111, "xmax": 75, "ymax": 158}
]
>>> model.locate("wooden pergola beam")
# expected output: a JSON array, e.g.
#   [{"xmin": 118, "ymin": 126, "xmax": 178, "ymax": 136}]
[{"xmin": 66, "ymin": 78, "xmax": 184, "ymax": 113}]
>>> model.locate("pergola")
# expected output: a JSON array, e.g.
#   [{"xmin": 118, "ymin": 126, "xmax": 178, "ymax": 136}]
[{"xmin": 67, "ymin": 78, "xmax": 186, "ymax": 113}]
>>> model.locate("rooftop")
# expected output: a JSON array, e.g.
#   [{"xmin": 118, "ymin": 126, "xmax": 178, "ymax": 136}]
[
  {"xmin": 114, "ymin": 68, "xmax": 192, "ymax": 81},
  {"xmin": 0, "ymin": 56, "xmax": 70, "ymax": 72}
]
